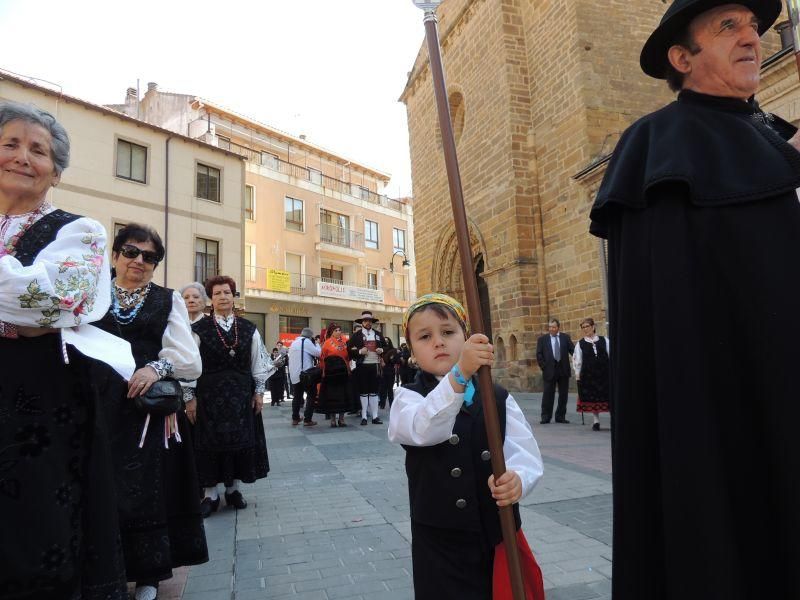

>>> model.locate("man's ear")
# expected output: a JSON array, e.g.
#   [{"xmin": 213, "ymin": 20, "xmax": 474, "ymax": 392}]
[{"xmin": 667, "ymin": 44, "xmax": 693, "ymax": 76}]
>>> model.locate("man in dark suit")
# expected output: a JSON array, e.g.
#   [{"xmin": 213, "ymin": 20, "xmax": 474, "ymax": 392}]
[{"xmin": 536, "ymin": 318, "xmax": 574, "ymax": 424}]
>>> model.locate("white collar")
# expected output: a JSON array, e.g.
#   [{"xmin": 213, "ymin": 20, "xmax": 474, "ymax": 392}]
[{"xmin": 215, "ymin": 313, "xmax": 235, "ymax": 330}]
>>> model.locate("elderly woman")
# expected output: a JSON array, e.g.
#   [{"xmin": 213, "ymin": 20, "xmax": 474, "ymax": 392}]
[
  {"xmin": 181, "ymin": 282, "xmax": 207, "ymax": 424},
  {"xmin": 94, "ymin": 224, "xmax": 207, "ymax": 600},
  {"xmin": 181, "ymin": 281, "xmax": 207, "ymax": 324},
  {"xmin": 190, "ymin": 275, "xmax": 273, "ymax": 515},
  {"xmin": 317, "ymin": 322, "xmax": 356, "ymax": 427},
  {"xmin": 0, "ymin": 102, "xmax": 129, "ymax": 598}
]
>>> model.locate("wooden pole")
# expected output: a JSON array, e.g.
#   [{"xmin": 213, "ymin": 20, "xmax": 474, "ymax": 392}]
[
  {"xmin": 416, "ymin": 4, "xmax": 527, "ymax": 599},
  {"xmin": 788, "ymin": 0, "xmax": 800, "ymax": 78}
]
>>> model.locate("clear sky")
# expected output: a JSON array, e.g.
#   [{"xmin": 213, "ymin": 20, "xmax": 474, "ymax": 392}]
[{"xmin": 0, "ymin": 0, "xmax": 429, "ymax": 197}]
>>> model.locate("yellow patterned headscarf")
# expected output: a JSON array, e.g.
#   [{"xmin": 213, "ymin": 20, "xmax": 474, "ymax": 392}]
[{"xmin": 403, "ymin": 293, "xmax": 470, "ymax": 339}]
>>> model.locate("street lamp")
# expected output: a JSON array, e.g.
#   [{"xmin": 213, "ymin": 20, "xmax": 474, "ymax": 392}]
[{"xmin": 389, "ymin": 250, "xmax": 411, "ymax": 273}]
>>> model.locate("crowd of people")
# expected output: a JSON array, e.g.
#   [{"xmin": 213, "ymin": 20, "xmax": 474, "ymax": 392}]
[
  {"xmin": 7, "ymin": 2, "xmax": 795, "ymax": 593},
  {"xmin": 0, "ymin": 100, "xmax": 277, "ymax": 600}
]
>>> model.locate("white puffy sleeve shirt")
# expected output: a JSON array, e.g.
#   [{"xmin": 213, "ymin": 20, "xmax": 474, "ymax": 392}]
[
  {"xmin": 0, "ymin": 211, "xmax": 136, "ymax": 379},
  {"xmin": 149, "ymin": 291, "xmax": 202, "ymax": 381},
  {"xmin": 0, "ymin": 214, "xmax": 109, "ymax": 327},
  {"xmin": 388, "ymin": 376, "xmax": 544, "ymax": 499}
]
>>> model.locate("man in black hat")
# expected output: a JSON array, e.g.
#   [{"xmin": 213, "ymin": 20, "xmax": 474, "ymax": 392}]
[
  {"xmin": 591, "ymin": 1, "xmax": 800, "ymax": 598},
  {"xmin": 349, "ymin": 311, "xmax": 387, "ymax": 425}
]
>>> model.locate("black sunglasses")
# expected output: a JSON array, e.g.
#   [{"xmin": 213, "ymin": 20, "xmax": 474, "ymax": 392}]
[{"xmin": 118, "ymin": 244, "xmax": 161, "ymax": 265}]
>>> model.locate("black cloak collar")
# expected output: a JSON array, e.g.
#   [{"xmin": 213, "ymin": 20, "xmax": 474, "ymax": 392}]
[{"xmin": 590, "ymin": 89, "xmax": 800, "ymax": 235}]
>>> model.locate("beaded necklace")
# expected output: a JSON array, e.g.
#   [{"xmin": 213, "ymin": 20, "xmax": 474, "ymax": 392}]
[
  {"xmin": 0, "ymin": 202, "xmax": 51, "ymax": 258},
  {"xmin": 212, "ymin": 311, "xmax": 239, "ymax": 357},
  {"xmin": 110, "ymin": 281, "xmax": 151, "ymax": 325}
]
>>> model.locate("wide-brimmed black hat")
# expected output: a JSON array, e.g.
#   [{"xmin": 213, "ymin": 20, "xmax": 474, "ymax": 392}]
[
  {"xmin": 640, "ymin": 0, "xmax": 781, "ymax": 79},
  {"xmin": 354, "ymin": 310, "xmax": 379, "ymax": 324}
]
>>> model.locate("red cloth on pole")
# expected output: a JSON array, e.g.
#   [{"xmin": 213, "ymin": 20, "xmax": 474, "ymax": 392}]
[{"xmin": 493, "ymin": 530, "xmax": 546, "ymax": 600}]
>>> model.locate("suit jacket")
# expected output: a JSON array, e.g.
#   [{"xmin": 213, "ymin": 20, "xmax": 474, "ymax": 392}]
[
  {"xmin": 348, "ymin": 328, "xmax": 387, "ymax": 367},
  {"xmin": 536, "ymin": 332, "xmax": 574, "ymax": 381}
]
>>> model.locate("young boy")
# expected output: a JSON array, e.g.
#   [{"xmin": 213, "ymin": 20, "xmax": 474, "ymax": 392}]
[{"xmin": 388, "ymin": 293, "xmax": 544, "ymax": 599}]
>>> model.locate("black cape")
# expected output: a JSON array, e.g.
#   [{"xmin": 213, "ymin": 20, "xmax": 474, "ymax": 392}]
[{"xmin": 590, "ymin": 90, "xmax": 800, "ymax": 599}]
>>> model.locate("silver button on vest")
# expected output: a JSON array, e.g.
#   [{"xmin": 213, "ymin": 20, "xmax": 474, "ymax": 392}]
[
  {"xmin": 455, "ymin": 498, "xmax": 467, "ymax": 509},
  {"xmin": 450, "ymin": 467, "xmax": 462, "ymax": 478},
  {"xmin": 448, "ymin": 434, "xmax": 460, "ymax": 445},
  {"xmin": 481, "ymin": 450, "xmax": 491, "ymax": 461}
]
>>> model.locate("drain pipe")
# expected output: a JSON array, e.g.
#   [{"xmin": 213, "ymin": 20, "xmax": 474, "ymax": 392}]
[{"xmin": 164, "ymin": 136, "xmax": 172, "ymax": 286}]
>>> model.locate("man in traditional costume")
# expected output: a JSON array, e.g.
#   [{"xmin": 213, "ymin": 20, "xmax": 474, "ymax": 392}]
[
  {"xmin": 348, "ymin": 310, "xmax": 387, "ymax": 425},
  {"xmin": 590, "ymin": 1, "xmax": 800, "ymax": 597}
]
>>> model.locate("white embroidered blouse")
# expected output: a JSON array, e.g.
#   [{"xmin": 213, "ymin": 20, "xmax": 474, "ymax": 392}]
[{"xmin": 0, "ymin": 206, "xmax": 135, "ymax": 379}]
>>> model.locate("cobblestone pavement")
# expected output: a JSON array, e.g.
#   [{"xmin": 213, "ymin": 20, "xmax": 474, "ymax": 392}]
[{"xmin": 159, "ymin": 391, "xmax": 612, "ymax": 600}]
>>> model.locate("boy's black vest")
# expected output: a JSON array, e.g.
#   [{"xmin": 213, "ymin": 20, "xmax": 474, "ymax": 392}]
[{"xmin": 402, "ymin": 371, "xmax": 522, "ymax": 547}]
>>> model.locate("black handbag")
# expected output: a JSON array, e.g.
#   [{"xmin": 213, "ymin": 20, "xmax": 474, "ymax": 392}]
[
  {"xmin": 300, "ymin": 366, "xmax": 322, "ymax": 388},
  {"xmin": 134, "ymin": 379, "xmax": 183, "ymax": 416},
  {"xmin": 298, "ymin": 338, "xmax": 322, "ymax": 388}
]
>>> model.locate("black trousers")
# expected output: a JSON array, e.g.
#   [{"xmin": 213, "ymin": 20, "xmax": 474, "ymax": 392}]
[
  {"xmin": 379, "ymin": 371, "xmax": 395, "ymax": 407},
  {"xmin": 291, "ymin": 382, "xmax": 316, "ymax": 422},
  {"xmin": 269, "ymin": 376, "xmax": 285, "ymax": 404},
  {"xmin": 411, "ymin": 522, "xmax": 493, "ymax": 600},
  {"xmin": 541, "ymin": 374, "xmax": 570, "ymax": 422},
  {"xmin": 284, "ymin": 369, "xmax": 292, "ymax": 398}
]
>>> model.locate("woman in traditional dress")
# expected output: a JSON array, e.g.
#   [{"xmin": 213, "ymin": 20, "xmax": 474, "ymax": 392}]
[
  {"xmin": 317, "ymin": 322, "xmax": 356, "ymax": 427},
  {"xmin": 94, "ymin": 224, "xmax": 208, "ymax": 600},
  {"xmin": 0, "ymin": 101, "xmax": 129, "ymax": 599},
  {"xmin": 191, "ymin": 275, "xmax": 273, "ymax": 516},
  {"xmin": 573, "ymin": 317, "xmax": 610, "ymax": 431},
  {"xmin": 180, "ymin": 282, "xmax": 207, "ymax": 426}
]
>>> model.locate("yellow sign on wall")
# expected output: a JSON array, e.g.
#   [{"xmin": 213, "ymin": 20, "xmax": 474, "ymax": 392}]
[{"xmin": 266, "ymin": 269, "xmax": 291, "ymax": 293}]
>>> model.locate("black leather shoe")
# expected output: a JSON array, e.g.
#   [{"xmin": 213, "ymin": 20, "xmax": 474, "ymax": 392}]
[
  {"xmin": 200, "ymin": 496, "xmax": 220, "ymax": 518},
  {"xmin": 225, "ymin": 490, "xmax": 247, "ymax": 510},
  {"xmin": 540, "ymin": 419, "xmax": 551, "ymax": 424},
  {"xmin": 592, "ymin": 422, "xmax": 600, "ymax": 431},
  {"xmin": 555, "ymin": 419, "xmax": 571, "ymax": 424},
  {"xmin": 372, "ymin": 418, "xmax": 383, "ymax": 425},
  {"xmin": 360, "ymin": 418, "xmax": 368, "ymax": 426}
]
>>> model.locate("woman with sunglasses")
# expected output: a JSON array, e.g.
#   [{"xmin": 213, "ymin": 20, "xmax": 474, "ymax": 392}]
[
  {"xmin": 93, "ymin": 223, "xmax": 208, "ymax": 600},
  {"xmin": 573, "ymin": 318, "xmax": 610, "ymax": 431},
  {"xmin": 0, "ymin": 101, "xmax": 131, "ymax": 599}
]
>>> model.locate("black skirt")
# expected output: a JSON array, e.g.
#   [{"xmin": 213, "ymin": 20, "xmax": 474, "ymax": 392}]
[
  {"xmin": 194, "ymin": 367, "xmax": 269, "ymax": 487},
  {"xmin": 315, "ymin": 356, "xmax": 358, "ymax": 414},
  {"xmin": 99, "ymin": 366, "xmax": 208, "ymax": 583},
  {"xmin": 0, "ymin": 336, "xmax": 128, "ymax": 600}
]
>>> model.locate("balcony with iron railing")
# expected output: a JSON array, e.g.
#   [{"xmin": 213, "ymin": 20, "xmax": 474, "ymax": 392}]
[
  {"xmin": 222, "ymin": 138, "xmax": 408, "ymax": 214},
  {"xmin": 317, "ymin": 223, "xmax": 364, "ymax": 253},
  {"xmin": 244, "ymin": 267, "xmax": 414, "ymax": 308}
]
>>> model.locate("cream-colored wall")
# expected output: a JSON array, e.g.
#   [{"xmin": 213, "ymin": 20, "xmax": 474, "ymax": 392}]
[{"xmin": 0, "ymin": 80, "xmax": 245, "ymax": 290}]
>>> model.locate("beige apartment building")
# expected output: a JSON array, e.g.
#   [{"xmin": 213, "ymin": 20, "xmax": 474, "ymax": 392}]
[
  {"xmin": 111, "ymin": 83, "xmax": 416, "ymax": 346},
  {"xmin": 0, "ymin": 70, "xmax": 245, "ymax": 288}
]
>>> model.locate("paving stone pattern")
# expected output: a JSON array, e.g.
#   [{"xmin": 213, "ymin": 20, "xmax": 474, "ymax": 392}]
[{"xmin": 164, "ymin": 392, "xmax": 612, "ymax": 600}]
